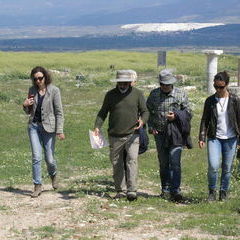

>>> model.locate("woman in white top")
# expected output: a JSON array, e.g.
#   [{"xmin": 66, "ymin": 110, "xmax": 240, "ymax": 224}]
[{"xmin": 199, "ymin": 71, "xmax": 240, "ymax": 201}]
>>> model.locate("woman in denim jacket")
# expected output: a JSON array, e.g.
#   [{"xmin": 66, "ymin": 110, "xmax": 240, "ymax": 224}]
[
  {"xmin": 199, "ymin": 71, "xmax": 240, "ymax": 201},
  {"xmin": 23, "ymin": 66, "xmax": 65, "ymax": 197}
]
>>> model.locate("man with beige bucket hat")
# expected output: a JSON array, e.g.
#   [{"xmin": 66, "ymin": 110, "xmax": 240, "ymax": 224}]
[{"xmin": 94, "ymin": 70, "xmax": 149, "ymax": 201}]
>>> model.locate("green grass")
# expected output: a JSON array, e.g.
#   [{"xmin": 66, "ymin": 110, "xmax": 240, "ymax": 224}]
[
  {"xmin": 118, "ymin": 221, "xmax": 139, "ymax": 229},
  {"xmin": 176, "ymin": 214, "xmax": 240, "ymax": 236},
  {"xmin": 181, "ymin": 237, "xmax": 199, "ymax": 240},
  {"xmin": 36, "ymin": 225, "xmax": 56, "ymax": 238},
  {"xmin": 0, "ymin": 50, "xmax": 240, "ymax": 239},
  {"xmin": 0, "ymin": 205, "xmax": 9, "ymax": 211},
  {"xmin": 29, "ymin": 225, "xmax": 77, "ymax": 240}
]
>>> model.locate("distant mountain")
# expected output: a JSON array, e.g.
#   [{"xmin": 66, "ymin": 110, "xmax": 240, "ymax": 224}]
[
  {"xmin": 0, "ymin": 24, "xmax": 239, "ymax": 52},
  {"xmin": 68, "ymin": 0, "xmax": 240, "ymax": 26},
  {"xmin": 0, "ymin": 0, "xmax": 239, "ymax": 27},
  {"xmin": 0, "ymin": 0, "xmax": 170, "ymax": 26}
]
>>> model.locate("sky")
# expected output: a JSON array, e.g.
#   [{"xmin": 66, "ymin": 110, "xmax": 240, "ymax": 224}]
[
  {"xmin": 0, "ymin": 0, "xmax": 239, "ymax": 27},
  {"xmin": 0, "ymin": 0, "xmax": 169, "ymax": 14}
]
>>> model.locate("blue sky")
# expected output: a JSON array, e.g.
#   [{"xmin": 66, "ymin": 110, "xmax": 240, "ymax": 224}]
[
  {"xmin": 0, "ymin": 0, "xmax": 168, "ymax": 14},
  {"xmin": 0, "ymin": 0, "xmax": 239, "ymax": 27}
]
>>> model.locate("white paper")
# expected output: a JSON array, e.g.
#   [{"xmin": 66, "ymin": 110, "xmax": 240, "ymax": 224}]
[{"xmin": 89, "ymin": 129, "xmax": 109, "ymax": 149}]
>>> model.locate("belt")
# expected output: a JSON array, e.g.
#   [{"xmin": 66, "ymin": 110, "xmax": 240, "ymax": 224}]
[{"xmin": 32, "ymin": 120, "xmax": 42, "ymax": 124}]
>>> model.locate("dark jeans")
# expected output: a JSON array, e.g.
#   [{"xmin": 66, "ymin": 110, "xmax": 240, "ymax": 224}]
[{"xmin": 154, "ymin": 133, "xmax": 182, "ymax": 194}]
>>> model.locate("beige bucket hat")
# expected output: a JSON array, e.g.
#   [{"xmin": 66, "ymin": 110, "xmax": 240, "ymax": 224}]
[{"xmin": 111, "ymin": 70, "xmax": 137, "ymax": 82}]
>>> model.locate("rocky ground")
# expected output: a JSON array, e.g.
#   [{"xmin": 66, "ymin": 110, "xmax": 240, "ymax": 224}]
[{"xmin": 0, "ymin": 182, "xmax": 237, "ymax": 240}]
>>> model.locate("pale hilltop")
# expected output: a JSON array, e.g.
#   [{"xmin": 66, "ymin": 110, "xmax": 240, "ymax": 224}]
[{"xmin": 121, "ymin": 23, "xmax": 225, "ymax": 33}]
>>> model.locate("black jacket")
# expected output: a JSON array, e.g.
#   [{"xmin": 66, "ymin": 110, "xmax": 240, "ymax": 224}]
[
  {"xmin": 166, "ymin": 109, "xmax": 192, "ymax": 148},
  {"xmin": 199, "ymin": 92, "xmax": 240, "ymax": 142}
]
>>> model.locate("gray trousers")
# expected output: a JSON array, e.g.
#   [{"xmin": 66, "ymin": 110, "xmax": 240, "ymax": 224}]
[{"xmin": 109, "ymin": 134, "xmax": 139, "ymax": 193}]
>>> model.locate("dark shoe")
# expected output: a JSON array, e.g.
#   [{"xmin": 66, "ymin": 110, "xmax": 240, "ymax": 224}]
[
  {"xmin": 160, "ymin": 191, "xmax": 171, "ymax": 200},
  {"xmin": 127, "ymin": 192, "xmax": 137, "ymax": 201},
  {"xmin": 50, "ymin": 174, "xmax": 58, "ymax": 190},
  {"xmin": 208, "ymin": 189, "xmax": 217, "ymax": 201},
  {"xmin": 31, "ymin": 184, "xmax": 42, "ymax": 198},
  {"xmin": 113, "ymin": 191, "xmax": 127, "ymax": 199},
  {"xmin": 171, "ymin": 192, "xmax": 183, "ymax": 202},
  {"xmin": 219, "ymin": 190, "xmax": 227, "ymax": 201}
]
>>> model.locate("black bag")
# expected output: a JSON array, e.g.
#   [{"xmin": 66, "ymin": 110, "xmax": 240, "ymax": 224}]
[{"xmin": 138, "ymin": 127, "xmax": 149, "ymax": 154}]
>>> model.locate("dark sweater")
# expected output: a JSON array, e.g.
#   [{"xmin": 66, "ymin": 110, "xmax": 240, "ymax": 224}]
[{"xmin": 95, "ymin": 86, "xmax": 149, "ymax": 137}]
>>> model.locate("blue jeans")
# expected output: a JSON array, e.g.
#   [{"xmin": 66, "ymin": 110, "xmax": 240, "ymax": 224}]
[
  {"xmin": 207, "ymin": 137, "xmax": 237, "ymax": 192},
  {"xmin": 154, "ymin": 134, "xmax": 182, "ymax": 194},
  {"xmin": 28, "ymin": 122, "xmax": 57, "ymax": 185}
]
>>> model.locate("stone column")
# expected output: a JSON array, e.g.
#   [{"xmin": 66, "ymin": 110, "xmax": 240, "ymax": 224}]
[
  {"xmin": 202, "ymin": 50, "xmax": 223, "ymax": 94},
  {"xmin": 238, "ymin": 58, "xmax": 240, "ymax": 86},
  {"xmin": 228, "ymin": 59, "xmax": 240, "ymax": 96}
]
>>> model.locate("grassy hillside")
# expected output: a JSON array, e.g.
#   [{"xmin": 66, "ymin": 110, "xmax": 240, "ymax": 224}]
[{"xmin": 0, "ymin": 50, "xmax": 239, "ymax": 239}]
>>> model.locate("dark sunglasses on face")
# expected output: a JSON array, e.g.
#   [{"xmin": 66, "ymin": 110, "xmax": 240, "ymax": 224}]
[
  {"xmin": 33, "ymin": 76, "xmax": 44, "ymax": 81},
  {"xmin": 118, "ymin": 82, "xmax": 129, "ymax": 85},
  {"xmin": 214, "ymin": 85, "xmax": 226, "ymax": 89},
  {"xmin": 160, "ymin": 83, "xmax": 172, "ymax": 87}
]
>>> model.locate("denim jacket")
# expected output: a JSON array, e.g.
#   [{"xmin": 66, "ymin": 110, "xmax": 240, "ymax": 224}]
[
  {"xmin": 23, "ymin": 84, "xmax": 64, "ymax": 134},
  {"xmin": 199, "ymin": 92, "xmax": 240, "ymax": 142}
]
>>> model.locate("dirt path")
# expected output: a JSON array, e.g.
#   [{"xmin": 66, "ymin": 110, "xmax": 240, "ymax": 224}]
[{"xmin": 1, "ymin": 183, "xmax": 236, "ymax": 240}]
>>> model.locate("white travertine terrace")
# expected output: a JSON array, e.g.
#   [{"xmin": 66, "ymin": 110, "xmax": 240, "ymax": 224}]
[{"xmin": 121, "ymin": 23, "xmax": 224, "ymax": 32}]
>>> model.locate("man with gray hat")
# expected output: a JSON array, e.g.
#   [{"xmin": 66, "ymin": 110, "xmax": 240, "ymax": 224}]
[
  {"xmin": 147, "ymin": 69, "xmax": 192, "ymax": 202},
  {"xmin": 94, "ymin": 70, "xmax": 149, "ymax": 201}
]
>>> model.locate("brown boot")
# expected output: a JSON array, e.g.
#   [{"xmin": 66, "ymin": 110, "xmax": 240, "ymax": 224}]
[
  {"xmin": 50, "ymin": 174, "xmax": 58, "ymax": 190},
  {"xmin": 31, "ymin": 184, "xmax": 42, "ymax": 198}
]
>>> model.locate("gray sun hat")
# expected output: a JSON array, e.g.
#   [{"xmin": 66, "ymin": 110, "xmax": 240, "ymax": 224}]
[
  {"xmin": 159, "ymin": 69, "xmax": 176, "ymax": 85},
  {"xmin": 111, "ymin": 70, "xmax": 137, "ymax": 82}
]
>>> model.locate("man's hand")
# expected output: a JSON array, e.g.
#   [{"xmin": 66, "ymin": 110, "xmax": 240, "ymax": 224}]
[
  {"xmin": 134, "ymin": 119, "xmax": 144, "ymax": 130},
  {"xmin": 57, "ymin": 133, "xmax": 65, "ymax": 140},
  {"xmin": 166, "ymin": 111, "xmax": 175, "ymax": 121},
  {"xmin": 198, "ymin": 141, "xmax": 205, "ymax": 149},
  {"xmin": 94, "ymin": 128, "xmax": 100, "ymax": 136},
  {"xmin": 149, "ymin": 128, "xmax": 158, "ymax": 135}
]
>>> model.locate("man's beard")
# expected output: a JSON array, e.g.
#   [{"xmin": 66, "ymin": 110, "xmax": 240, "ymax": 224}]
[{"xmin": 118, "ymin": 86, "xmax": 129, "ymax": 94}]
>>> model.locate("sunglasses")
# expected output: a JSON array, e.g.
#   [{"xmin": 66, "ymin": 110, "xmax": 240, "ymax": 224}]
[
  {"xmin": 160, "ymin": 83, "xmax": 172, "ymax": 87},
  {"xmin": 214, "ymin": 85, "xmax": 226, "ymax": 89},
  {"xmin": 33, "ymin": 76, "xmax": 44, "ymax": 81},
  {"xmin": 117, "ymin": 82, "xmax": 130, "ymax": 85}
]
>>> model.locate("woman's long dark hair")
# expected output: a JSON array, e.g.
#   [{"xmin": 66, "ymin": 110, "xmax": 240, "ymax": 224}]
[
  {"xmin": 30, "ymin": 66, "xmax": 52, "ymax": 87},
  {"xmin": 214, "ymin": 71, "xmax": 230, "ymax": 85}
]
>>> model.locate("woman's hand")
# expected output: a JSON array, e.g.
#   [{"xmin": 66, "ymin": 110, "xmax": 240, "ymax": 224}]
[
  {"xmin": 23, "ymin": 97, "xmax": 34, "ymax": 107},
  {"xmin": 198, "ymin": 141, "xmax": 205, "ymax": 149},
  {"xmin": 57, "ymin": 133, "xmax": 65, "ymax": 140}
]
